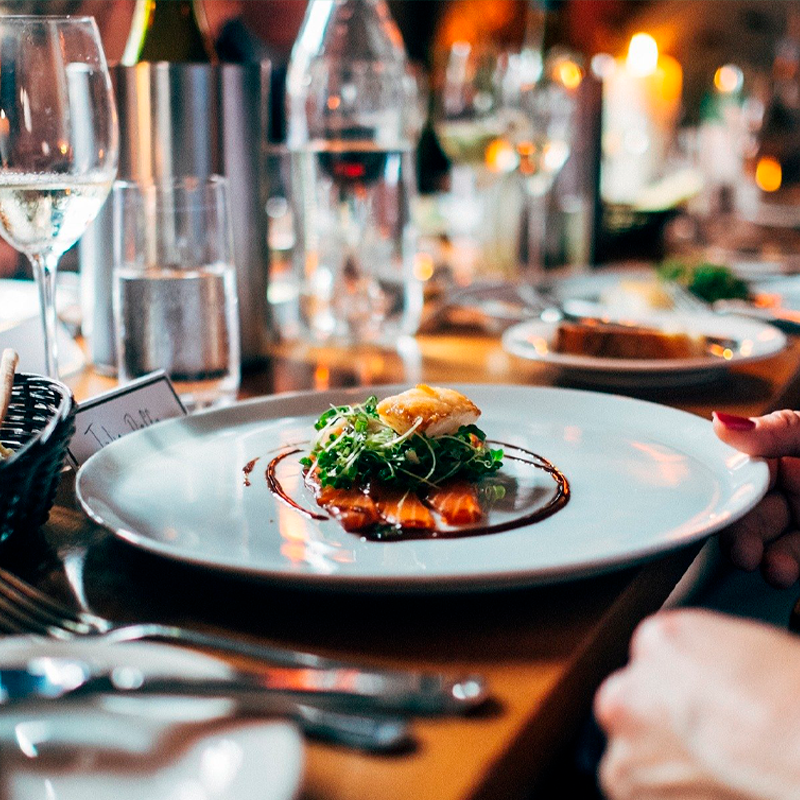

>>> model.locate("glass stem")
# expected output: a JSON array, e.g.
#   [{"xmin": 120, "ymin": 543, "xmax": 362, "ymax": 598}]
[
  {"xmin": 523, "ymin": 188, "xmax": 548, "ymax": 285},
  {"xmin": 29, "ymin": 252, "xmax": 61, "ymax": 379}
]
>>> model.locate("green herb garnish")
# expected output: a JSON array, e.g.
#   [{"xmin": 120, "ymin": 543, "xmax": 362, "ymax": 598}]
[
  {"xmin": 301, "ymin": 396, "xmax": 504, "ymax": 490},
  {"xmin": 658, "ymin": 260, "xmax": 749, "ymax": 303}
]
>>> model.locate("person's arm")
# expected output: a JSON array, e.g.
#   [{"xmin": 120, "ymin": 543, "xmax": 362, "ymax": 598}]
[{"xmin": 595, "ymin": 609, "xmax": 800, "ymax": 800}]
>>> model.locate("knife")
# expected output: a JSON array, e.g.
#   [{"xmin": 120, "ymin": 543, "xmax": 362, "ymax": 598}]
[
  {"xmin": 0, "ymin": 659, "xmax": 414, "ymax": 752},
  {"xmin": 0, "ymin": 657, "xmax": 486, "ymax": 715}
]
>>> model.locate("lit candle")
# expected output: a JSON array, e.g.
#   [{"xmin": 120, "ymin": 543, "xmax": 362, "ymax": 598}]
[{"xmin": 601, "ymin": 33, "xmax": 683, "ymax": 205}]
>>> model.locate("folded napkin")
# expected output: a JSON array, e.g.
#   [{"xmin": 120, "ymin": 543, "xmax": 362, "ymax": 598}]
[
  {"xmin": 0, "ymin": 635, "xmax": 301, "ymax": 754},
  {"xmin": 0, "ymin": 636, "xmax": 304, "ymax": 800}
]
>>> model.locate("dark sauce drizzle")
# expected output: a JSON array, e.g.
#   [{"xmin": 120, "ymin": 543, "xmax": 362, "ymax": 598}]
[
  {"xmin": 243, "ymin": 457, "xmax": 260, "ymax": 487},
  {"xmin": 257, "ymin": 441, "xmax": 570, "ymax": 541},
  {"xmin": 266, "ymin": 448, "xmax": 328, "ymax": 521}
]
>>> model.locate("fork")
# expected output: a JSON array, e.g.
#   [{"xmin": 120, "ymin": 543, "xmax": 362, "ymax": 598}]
[
  {"xmin": 0, "ymin": 566, "xmax": 486, "ymax": 715},
  {"xmin": 662, "ymin": 282, "xmax": 713, "ymax": 313}
]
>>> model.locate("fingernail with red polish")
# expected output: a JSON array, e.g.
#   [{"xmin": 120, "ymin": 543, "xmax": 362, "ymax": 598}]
[{"xmin": 713, "ymin": 411, "xmax": 756, "ymax": 431}]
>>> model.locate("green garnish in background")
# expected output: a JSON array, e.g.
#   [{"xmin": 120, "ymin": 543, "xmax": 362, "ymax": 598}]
[
  {"xmin": 658, "ymin": 260, "xmax": 749, "ymax": 304},
  {"xmin": 300, "ymin": 396, "xmax": 504, "ymax": 490}
]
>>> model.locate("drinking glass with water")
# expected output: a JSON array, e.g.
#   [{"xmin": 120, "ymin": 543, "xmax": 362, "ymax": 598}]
[{"xmin": 113, "ymin": 176, "xmax": 240, "ymax": 409}]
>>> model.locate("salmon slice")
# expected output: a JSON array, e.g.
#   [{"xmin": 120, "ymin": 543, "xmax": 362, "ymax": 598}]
[
  {"xmin": 426, "ymin": 480, "xmax": 483, "ymax": 526},
  {"xmin": 370, "ymin": 484, "xmax": 436, "ymax": 530},
  {"xmin": 305, "ymin": 471, "xmax": 380, "ymax": 531}
]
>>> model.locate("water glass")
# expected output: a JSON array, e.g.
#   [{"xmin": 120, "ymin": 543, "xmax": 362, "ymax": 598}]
[{"xmin": 113, "ymin": 176, "xmax": 240, "ymax": 409}]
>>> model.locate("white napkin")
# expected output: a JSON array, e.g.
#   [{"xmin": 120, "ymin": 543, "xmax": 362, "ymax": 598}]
[{"xmin": 0, "ymin": 636, "xmax": 304, "ymax": 800}]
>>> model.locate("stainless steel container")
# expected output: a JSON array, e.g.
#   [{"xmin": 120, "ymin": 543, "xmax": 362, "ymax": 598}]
[{"xmin": 79, "ymin": 61, "xmax": 272, "ymax": 373}]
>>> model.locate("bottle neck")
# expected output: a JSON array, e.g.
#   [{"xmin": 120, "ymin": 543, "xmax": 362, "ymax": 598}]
[{"xmin": 121, "ymin": 0, "xmax": 217, "ymax": 66}]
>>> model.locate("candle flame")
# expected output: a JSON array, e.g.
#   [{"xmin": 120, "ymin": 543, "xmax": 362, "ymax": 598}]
[{"xmin": 627, "ymin": 33, "xmax": 659, "ymax": 77}]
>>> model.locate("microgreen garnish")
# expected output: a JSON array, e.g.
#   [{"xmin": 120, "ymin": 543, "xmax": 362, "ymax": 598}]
[{"xmin": 301, "ymin": 396, "xmax": 503, "ymax": 490}]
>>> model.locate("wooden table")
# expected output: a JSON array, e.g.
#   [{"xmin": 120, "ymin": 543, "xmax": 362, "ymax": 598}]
[{"xmin": 22, "ymin": 332, "xmax": 800, "ymax": 800}]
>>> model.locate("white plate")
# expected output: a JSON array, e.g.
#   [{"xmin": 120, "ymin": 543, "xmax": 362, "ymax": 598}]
[
  {"xmin": 752, "ymin": 275, "xmax": 800, "ymax": 310},
  {"xmin": 0, "ymin": 638, "xmax": 304, "ymax": 800},
  {"xmin": 502, "ymin": 311, "xmax": 787, "ymax": 389},
  {"xmin": 76, "ymin": 385, "xmax": 769, "ymax": 591}
]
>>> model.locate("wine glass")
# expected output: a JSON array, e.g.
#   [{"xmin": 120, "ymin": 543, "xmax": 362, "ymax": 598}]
[
  {"xmin": 499, "ymin": 48, "xmax": 582, "ymax": 282},
  {"xmin": 0, "ymin": 16, "xmax": 118, "ymax": 378},
  {"xmin": 434, "ymin": 42, "xmax": 506, "ymax": 174}
]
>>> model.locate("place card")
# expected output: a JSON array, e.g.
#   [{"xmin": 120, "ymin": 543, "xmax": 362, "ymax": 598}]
[{"xmin": 67, "ymin": 371, "xmax": 187, "ymax": 468}]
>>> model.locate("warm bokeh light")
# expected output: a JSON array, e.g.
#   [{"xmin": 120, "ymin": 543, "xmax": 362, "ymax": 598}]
[
  {"xmin": 626, "ymin": 33, "xmax": 659, "ymax": 77},
  {"xmin": 554, "ymin": 57, "xmax": 584, "ymax": 91},
  {"xmin": 314, "ymin": 363, "xmax": 330, "ymax": 390},
  {"xmin": 413, "ymin": 252, "xmax": 435, "ymax": 282},
  {"xmin": 756, "ymin": 156, "xmax": 782, "ymax": 192},
  {"xmin": 714, "ymin": 64, "xmax": 744, "ymax": 94},
  {"xmin": 591, "ymin": 53, "xmax": 615, "ymax": 79},
  {"xmin": 484, "ymin": 137, "xmax": 517, "ymax": 173},
  {"xmin": 655, "ymin": 54, "xmax": 683, "ymax": 106}
]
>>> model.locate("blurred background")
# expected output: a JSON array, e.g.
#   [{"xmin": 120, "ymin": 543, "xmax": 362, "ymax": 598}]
[{"xmin": 1, "ymin": 1, "xmax": 798, "ymax": 309}]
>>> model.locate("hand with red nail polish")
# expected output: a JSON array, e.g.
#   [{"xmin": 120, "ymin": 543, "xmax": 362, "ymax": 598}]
[{"xmin": 712, "ymin": 409, "xmax": 800, "ymax": 587}]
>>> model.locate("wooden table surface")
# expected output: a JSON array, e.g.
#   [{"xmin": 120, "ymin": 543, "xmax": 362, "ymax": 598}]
[{"xmin": 24, "ymin": 331, "xmax": 800, "ymax": 800}]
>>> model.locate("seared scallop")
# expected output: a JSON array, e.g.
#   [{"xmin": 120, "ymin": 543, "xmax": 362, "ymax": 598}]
[{"xmin": 376, "ymin": 384, "xmax": 480, "ymax": 437}]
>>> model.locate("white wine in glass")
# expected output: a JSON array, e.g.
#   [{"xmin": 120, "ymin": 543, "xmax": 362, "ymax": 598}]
[
  {"xmin": 501, "ymin": 50, "xmax": 582, "ymax": 281},
  {"xmin": 0, "ymin": 16, "xmax": 118, "ymax": 378}
]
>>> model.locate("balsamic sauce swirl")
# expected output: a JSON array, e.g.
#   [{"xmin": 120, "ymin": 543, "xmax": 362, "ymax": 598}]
[{"xmin": 247, "ymin": 441, "xmax": 570, "ymax": 541}]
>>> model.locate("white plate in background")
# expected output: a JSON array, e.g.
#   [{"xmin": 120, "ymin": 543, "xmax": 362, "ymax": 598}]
[{"xmin": 502, "ymin": 310, "xmax": 786, "ymax": 389}]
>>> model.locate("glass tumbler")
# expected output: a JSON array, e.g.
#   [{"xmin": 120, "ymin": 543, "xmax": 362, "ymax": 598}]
[{"xmin": 113, "ymin": 176, "xmax": 241, "ymax": 409}]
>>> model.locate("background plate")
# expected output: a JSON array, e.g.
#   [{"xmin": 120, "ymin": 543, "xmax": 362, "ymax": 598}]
[
  {"xmin": 77, "ymin": 385, "xmax": 769, "ymax": 592},
  {"xmin": 502, "ymin": 311, "xmax": 786, "ymax": 389}
]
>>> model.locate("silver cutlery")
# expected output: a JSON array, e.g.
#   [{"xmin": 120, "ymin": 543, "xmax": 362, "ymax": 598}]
[
  {"xmin": 0, "ymin": 657, "xmax": 410, "ymax": 752},
  {"xmin": 0, "ymin": 567, "xmax": 487, "ymax": 715},
  {"xmin": 614, "ymin": 280, "xmax": 800, "ymax": 334},
  {"xmin": 0, "ymin": 650, "xmax": 485, "ymax": 715}
]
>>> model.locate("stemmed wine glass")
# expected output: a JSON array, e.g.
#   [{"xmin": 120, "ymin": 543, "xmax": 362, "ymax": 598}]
[
  {"xmin": 0, "ymin": 16, "xmax": 118, "ymax": 378},
  {"xmin": 499, "ymin": 49, "xmax": 582, "ymax": 283},
  {"xmin": 433, "ymin": 41, "xmax": 505, "ymax": 175}
]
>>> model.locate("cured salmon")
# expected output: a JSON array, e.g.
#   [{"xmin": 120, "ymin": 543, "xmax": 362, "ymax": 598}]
[
  {"xmin": 427, "ymin": 480, "xmax": 483, "ymax": 526},
  {"xmin": 369, "ymin": 484, "xmax": 436, "ymax": 530},
  {"xmin": 305, "ymin": 471, "xmax": 380, "ymax": 531}
]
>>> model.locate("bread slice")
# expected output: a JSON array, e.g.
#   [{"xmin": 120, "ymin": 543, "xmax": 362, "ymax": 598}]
[{"xmin": 554, "ymin": 320, "xmax": 709, "ymax": 360}]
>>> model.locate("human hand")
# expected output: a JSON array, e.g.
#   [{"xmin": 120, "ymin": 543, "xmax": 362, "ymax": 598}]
[
  {"xmin": 713, "ymin": 410, "xmax": 800, "ymax": 587},
  {"xmin": 594, "ymin": 609, "xmax": 800, "ymax": 800}
]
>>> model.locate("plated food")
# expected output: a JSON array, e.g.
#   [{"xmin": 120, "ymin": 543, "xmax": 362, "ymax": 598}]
[
  {"xmin": 502, "ymin": 310, "xmax": 787, "ymax": 389},
  {"xmin": 553, "ymin": 319, "xmax": 715, "ymax": 360},
  {"xmin": 657, "ymin": 260, "xmax": 749, "ymax": 304},
  {"xmin": 76, "ymin": 385, "xmax": 771, "ymax": 590},
  {"xmin": 559, "ymin": 262, "xmax": 749, "ymax": 320},
  {"xmin": 264, "ymin": 385, "xmax": 569, "ymax": 541}
]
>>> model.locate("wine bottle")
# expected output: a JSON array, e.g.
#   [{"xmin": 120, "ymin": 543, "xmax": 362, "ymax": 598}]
[
  {"xmin": 755, "ymin": 9, "xmax": 800, "ymax": 193},
  {"xmin": 121, "ymin": 0, "xmax": 217, "ymax": 65},
  {"xmin": 285, "ymin": 0, "xmax": 423, "ymax": 345}
]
